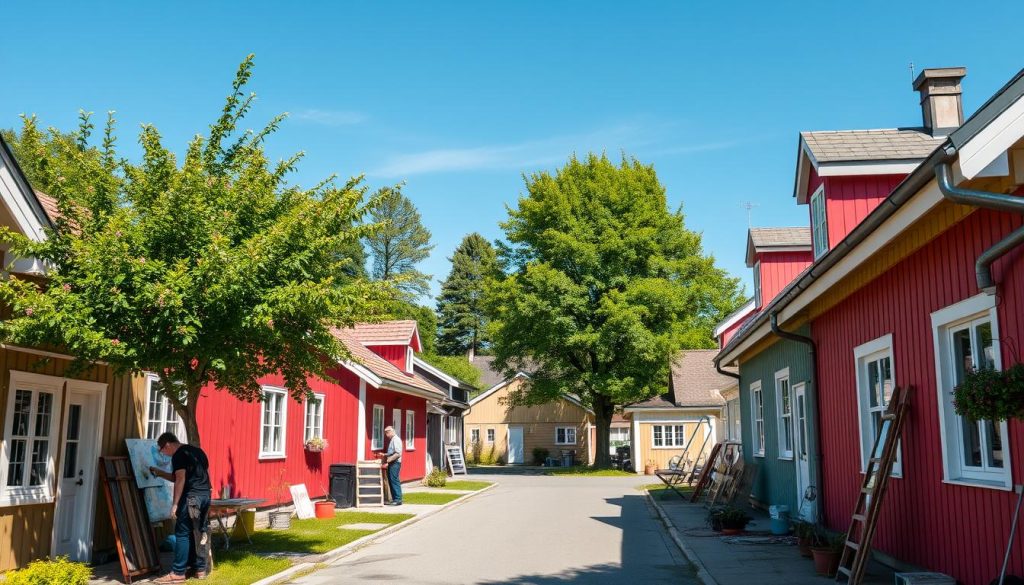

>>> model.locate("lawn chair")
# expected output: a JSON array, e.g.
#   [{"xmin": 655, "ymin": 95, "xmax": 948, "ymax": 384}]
[{"xmin": 654, "ymin": 455, "xmax": 691, "ymax": 499}]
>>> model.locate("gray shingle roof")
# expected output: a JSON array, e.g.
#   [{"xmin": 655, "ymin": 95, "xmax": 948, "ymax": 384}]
[
  {"xmin": 801, "ymin": 128, "xmax": 945, "ymax": 163},
  {"xmin": 749, "ymin": 227, "xmax": 811, "ymax": 248},
  {"xmin": 469, "ymin": 356, "xmax": 513, "ymax": 389},
  {"xmin": 629, "ymin": 350, "xmax": 732, "ymax": 409}
]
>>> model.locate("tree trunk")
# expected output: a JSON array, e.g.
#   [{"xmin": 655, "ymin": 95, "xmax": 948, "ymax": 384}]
[
  {"xmin": 170, "ymin": 383, "xmax": 203, "ymax": 449},
  {"xmin": 592, "ymin": 394, "xmax": 615, "ymax": 468}
]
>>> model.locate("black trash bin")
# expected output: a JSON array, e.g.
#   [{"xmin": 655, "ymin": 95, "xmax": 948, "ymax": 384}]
[{"xmin": 329, "ymin": 463, "xmax": 357, "ymax": 508}]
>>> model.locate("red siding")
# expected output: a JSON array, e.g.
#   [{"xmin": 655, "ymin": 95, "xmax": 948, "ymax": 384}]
[
  {"xmin": 823, "ymin": 174, "xmax": 906, "ymax": 249},
  {"xmin": 195, "ymin": 366, "xmax": 360, "ymax": 504},
  {"xmin": 363, "ymin": 388, "xmax": 428, "ymax": 482},
  {"xmin": 368, "ymin": 344, "xmax": 409, "ymax": 372},
  {"xmin": 814, "ymin": 208, "xmax": 1024, "ymax": 585},
  {"xmin": 720, "ymin": 316, "xmax": 749, "ymax": 348},
  {"xmin": 758, "ymin": 250, "xmax": 813, "ymax": 306}
]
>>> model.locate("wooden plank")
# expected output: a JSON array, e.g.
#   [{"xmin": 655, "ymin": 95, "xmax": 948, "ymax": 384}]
[{"xmin": 99, "ymin": 456, "xmax": 161, "ymax": 583}]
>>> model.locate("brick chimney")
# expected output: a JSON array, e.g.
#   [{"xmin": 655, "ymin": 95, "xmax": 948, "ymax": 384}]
[{"xmin": 913, "ymin": 67, "xmax": 967, "ymax": 136}]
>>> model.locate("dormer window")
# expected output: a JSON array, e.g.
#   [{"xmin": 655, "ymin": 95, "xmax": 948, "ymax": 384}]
[
  {"xmin": 753, "ymin": 260, "xmax": 762, "ymax": 308},
  {"xmin": 810, "ymin": 186, "xmax": 829, "ymax": 258},
  {"xmin": 406, "ymin": 346, "xmax": 413, "ymax": 374}
]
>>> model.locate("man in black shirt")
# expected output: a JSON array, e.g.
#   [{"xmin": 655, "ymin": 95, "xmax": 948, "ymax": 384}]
[{"xmin": 150, "ymin": 432, "xmax": 212, "ymax": 582}]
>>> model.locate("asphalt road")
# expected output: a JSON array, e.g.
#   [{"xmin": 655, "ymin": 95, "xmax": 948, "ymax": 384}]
[{"xmin": 288, "ymin": 473, "xmax": 697, "ymax": 585}]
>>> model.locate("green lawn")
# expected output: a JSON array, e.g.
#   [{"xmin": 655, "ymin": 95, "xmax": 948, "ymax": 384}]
[
  {"xmin": 194, "ymin": 511, "xmax": 412, "ymax": 585},
  {"xmin": 437, "ymin": 480, "xmax": 492, "ymax": 491},
  {"xmin": 543, "ymin": 466, "xmax": 634, "ymax": 477},
  {"xmin": 638, "ymin": 482, "xmax": 693, "ymax": 500},
  {"xmin": 401, "ymin": 491, "xmax": 464, "ymax": 505}
]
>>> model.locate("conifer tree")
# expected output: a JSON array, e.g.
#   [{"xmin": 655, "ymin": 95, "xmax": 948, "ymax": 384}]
[
  {"xmin": 436, "ymin": 233, "xmax": 501, "ymax": 357},
  {"xmin": 365, "ymin": 185, "xmax": 433, "ymax": 299}
]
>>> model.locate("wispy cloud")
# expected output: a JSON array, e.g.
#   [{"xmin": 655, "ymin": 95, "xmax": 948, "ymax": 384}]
[
  {"xmin": 369, "ymin": 123, "xmax": 748, "ymax": 178},
  {"xmin": 292, "ymin": 109, "xmax": 367, "ymax": 126}
]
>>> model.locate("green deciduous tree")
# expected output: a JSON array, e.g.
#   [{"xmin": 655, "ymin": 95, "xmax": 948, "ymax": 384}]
[
  {"xmin": 488, "ymin": 153, "xmax": 745, "ymax": 466},
  {"xmin": 0, "ymin": 56, "xmax": 388, "ymax": 447},
  {"xmin": 436, "ymin": 233, "xmax": 501, "ymax": 357},
  {"xmin": 365, "ymin": 185, "xmax": 433, "ymax": 299}
]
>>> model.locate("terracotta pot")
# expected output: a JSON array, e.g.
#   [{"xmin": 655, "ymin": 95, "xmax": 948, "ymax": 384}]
[
  {"xmin": 315, "ymin": 500, "xmax": 335, "ymax": 519},
  {"xmin": 644, "ymin": 464, "xmax": 656, "ymax": 475},
  {"xmin": 797, "ymin": 537, "xmax": 813, "ymax": 558},
  {"xmin": 810, "ymin": 547, "xmax": 840, "ymax": 577},
  {"xmin": 720, "ymin": 528, "xmax": 743, "ymax": 536}
]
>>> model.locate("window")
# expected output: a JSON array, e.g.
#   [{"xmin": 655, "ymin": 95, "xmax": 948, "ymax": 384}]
[
  {"xmin": 753, "ymin": 261, "xmax": 762, "ymax": 308},
  {"xmin": 1, "ymin": 372, "xmax": 65, "ymax": 505},
  {"xmin": 392, "ymin": 408, "xmax": 402, "ymax": 440},
  {"xmin": 405, "ymin": 410, "xmax": 415, "ymax": 449},
  {"xmin": 304, "ymin": 394, "xmax": 324, "ymax": 442},
  {"xmin": 651, "ymin": 424, "xmax": 687, "ymax": 448},
  {"xmin": 486, "ymin": 428, "xmax": 495, "ymax": 443},
  {"xmin": 775, "ymin": 369, "xmax": 793, "ymax": 459},
  {"xmin": 932, "ymin": 294, "xmax": 1011, "ymax": 489},
  {"xmin": 259, "ymin": 387, "xmax": 287, "ymax": 458},
  {"xmin": 854, "ymin": 335, "xmax": 902, "ymax": 476},
  {"xmin": 372, "ymin": 405, "xmax": 385, "ymax": 450},
  {"xmin": 555, "ymin": 426, "xmax": 576, "ymax": 445},
  {"xmin": 609, "ymin": 427, "xmax": 630, "ymax": 455},
  {"xmin": 810, "ymin": 185, "xmax": 829, "ymax": 258},
  {"xmin": 145, "ymin": 375, "xmax": 185, "ymax": 441},
  {"xmin": 446, "ymin": 415, "xmax": 458, "ymax": 444},
  {"xmin": 750, "ymin": 381, "xmax": 765, "ymax": 456},
  {"xmin": 406, "ymin": 347, "xmax": 414, "ymax": 374},
  {"xmin": 726, "ymin": 398, "xmax": 741, "ymax": 441},
  {"xmin": 470, "ymin": 428, "xmax": 480, "ymax": 444}
]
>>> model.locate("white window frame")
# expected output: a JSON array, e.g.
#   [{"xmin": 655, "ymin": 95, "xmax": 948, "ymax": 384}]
[
  {"xmin": 555, "ymin": 426, "xmax": 577, "ymax": 445},
  {"xmin": 651, "ymin": 424, "xmax": 687, "ymax": 448},
  {"xmin": 486, "ymin": 428, "xmax": 495, "ymax": 443},
  {"xmin": 810, "ymin": 184, "xmax": 829, "ymax": 258},
  {"xmin": 775, "ymin": 368, "xmax": 793, "ymax": 460},
  {"xmin": 853, "ymin": 334, "xmax": 902, "ymax": 477},
  {"xmin": 0, "ymin": 372, "xmax": 65, "ymax": 506},
  {"xmin": 405, "ymin": 410, "xmax": 415, "ymax": 450},
  {"xmin": 750, "ymin": 380, "xmax": 765, "ymax": 457},
  {"xmin": 470, "ymin": 428, "xmax": 480, "ymax": 444},
  {"xmin": 392, "ymin": 408, "xmax": 402, "ymax": 441},
  {"xmin": 446, "ymin": 415, "xmax": 458, "ymax": 444},
  {"xmin": 753, "ymin": 260, "xmax": 762, "ymax": 308},
  {"xmin": 259, "ymin": 386, "xmax": 287, "ymax": 459},
  {"xmin": 406, "ymin": 347, "xmax": 414, "ymax": 374},
  {"xmin": 371, "ymin": 404, "xmax": 385, "ymax": 450},
  {"xmin": 144, "ymin": 374, "xmax": 187, "ymax": 442},
  {"xmin": 931, "ymin": 294, "xmax": 1012, "ymax": 490},
  {"xmin": 304, "ymin": 393, "xmax": 325, "ymax": 443}
]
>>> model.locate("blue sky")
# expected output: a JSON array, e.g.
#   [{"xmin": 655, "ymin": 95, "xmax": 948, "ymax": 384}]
[{"xmin": 2, "ymin": 1, "xmax": 1022, "ymax": 302}]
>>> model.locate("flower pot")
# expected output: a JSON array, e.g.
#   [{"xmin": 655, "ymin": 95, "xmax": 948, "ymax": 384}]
[
  {"xmin": 644, "ymin": 463, "xmax": 656, "ymax": 475},
  {"xmin": 797, "ymin": 537, "xmax": 813, "ymax": 558},
  {"xmin": 810, "ymin": 547, "xmax": 841, "ymax": 577},
  {"xmin": 721, "ymin": 528, "xmax": 743, "ymax": 535},
  {"xmin": 314, "ymin": 500, "xmax": 335, "ymax": 519},
  {"xmin": 268, "ymin": 510, "xmax": 292, "ymax": 530},
  {"xmin": 305, "ymin": 446, "xmax": 323, "ymax": 453}
]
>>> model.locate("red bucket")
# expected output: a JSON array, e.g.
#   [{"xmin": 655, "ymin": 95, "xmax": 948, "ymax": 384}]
[{"xmin": 315, "ymin": 500, "xmax": 335, "ymax": 519}]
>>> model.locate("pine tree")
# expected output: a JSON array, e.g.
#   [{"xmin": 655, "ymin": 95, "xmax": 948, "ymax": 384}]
[
  {"xmin": 365, "ymin": 185, "xmax": 433, "ymax": 299},
  {"xmin": 436, "ymin": 233, "xmax": 501, "ymax": 357}
]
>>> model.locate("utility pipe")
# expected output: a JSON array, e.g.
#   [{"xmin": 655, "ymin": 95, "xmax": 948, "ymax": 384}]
[
  {"xmin": 936, "ymin": 163, "xmax": 1024, "ymax": 293},
  {"xmin": 769, "ymin": 311, "xmax": 825, "ymax": 526}
]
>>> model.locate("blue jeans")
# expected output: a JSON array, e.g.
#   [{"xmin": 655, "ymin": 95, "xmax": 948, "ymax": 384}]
[
  {"xmin": 172, "ymin": 493, "xmax": 210, "ymax": 575},
  {"xmin": 387, "ymin": 461, "xmax": 402, "ymax": 503}
]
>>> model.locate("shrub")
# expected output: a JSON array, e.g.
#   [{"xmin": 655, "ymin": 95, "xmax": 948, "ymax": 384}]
[
  {"xmin": 532, "ymin": 447, "xmax": 550, "ymax": 466},
  {"xmin": 425, "ymin": 467, "xmax": 447, "ymax": 487},
  {"xmin": 953, "ymin": 364, "xmax": 1024, "ymax": 421},
  {"xmin": 5, "ymin": 557, "xmax": 92, "ymax": 585}
]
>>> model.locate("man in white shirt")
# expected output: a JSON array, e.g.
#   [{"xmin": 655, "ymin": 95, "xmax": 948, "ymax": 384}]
[{"xmin": 381, "ymin": 426, "xmax": 403, "ymax": 505}]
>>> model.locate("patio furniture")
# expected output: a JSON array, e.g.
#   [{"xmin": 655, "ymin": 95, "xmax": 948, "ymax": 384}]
[{"xmin": 209, "ymin": 498, "xmax": 266, "ymax": 550}]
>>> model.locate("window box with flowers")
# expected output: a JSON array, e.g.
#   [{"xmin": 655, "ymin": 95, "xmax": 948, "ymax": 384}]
[{"xmin": 304, "ymin": 436, "xmax": 328, "ymax": 453}]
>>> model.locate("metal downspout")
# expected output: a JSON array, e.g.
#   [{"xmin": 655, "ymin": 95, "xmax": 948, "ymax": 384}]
[
  {"xmin": 716, "ymin": 361, "xmax": 741, "ymax": 381},
  {"xmin": 936, "ymin": 163, "xmax": 1024, "ymax": 293},
  {"xmin": 769, "ymin": 311, "xmax": 825, "ymax": 525}
]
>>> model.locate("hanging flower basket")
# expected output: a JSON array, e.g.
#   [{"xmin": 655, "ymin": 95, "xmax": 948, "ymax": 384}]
[
  {"xmin": 304, "ymin": 437, "xmax": 328, "ymax": 453},
  {"xmin": 953, "ymin": 364, "xmax": 1024, "ymax": 421}
]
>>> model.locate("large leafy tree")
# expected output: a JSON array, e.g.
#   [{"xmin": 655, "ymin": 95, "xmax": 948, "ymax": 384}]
[
  {"xmin": 0, "ymin": 56, "xmax": 388, "ymax": 447},
  {"xmin": 365, "ymin": 185, "xmax": 433, "ymax": 299},
  {"xmin": 436, "ymin": 233, "xmax": 501, "ymax": 357},
  {"xmin": 488, "ymin": 154, "xmax": 745, "ymax": 466}
]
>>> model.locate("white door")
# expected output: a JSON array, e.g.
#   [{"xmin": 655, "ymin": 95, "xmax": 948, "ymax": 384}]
[
  {"xmin": 54, "ymin": 388, "xmax": 102, "ymax": 560},
  {"xmin": 508, "ymin": 426, "xmax": 524, "ymax": 464},
  {"xmin": 793, "ymin": 383, "xmax": 815, "ymax": 521}
]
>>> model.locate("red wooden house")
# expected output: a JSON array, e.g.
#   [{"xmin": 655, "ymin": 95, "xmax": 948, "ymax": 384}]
[
  {"xmin": 719, "ymin": 66, "xmax": 1024, "ymax": 583},
  {"xmin": 161, "ymin": 320, "xmax": 446, "ymax": 504}
]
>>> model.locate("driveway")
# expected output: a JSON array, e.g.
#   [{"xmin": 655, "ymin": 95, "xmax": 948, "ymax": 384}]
[{"xmin": 287, "ymin": 474, "xmax": 697, "ymax": 584}]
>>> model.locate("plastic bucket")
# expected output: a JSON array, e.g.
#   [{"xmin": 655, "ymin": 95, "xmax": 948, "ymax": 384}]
[
  {"xmin": 231, "ymin": 509, "xmax": 256, "ymax": 539},
  {"xmin": 768, "ymin": 504, "xmax": 790, "ymax": 535}
]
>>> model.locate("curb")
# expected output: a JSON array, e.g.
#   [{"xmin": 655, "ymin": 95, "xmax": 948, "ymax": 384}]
[
  {"xmin": 644, "ymin": 489, "xmax": 719, "ymax": 585},
  {"xmin": 255, "ymin": 482, "xmax": 499, "ymax": 585}
]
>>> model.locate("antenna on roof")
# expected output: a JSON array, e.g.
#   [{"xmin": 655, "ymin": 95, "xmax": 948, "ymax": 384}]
[
  {"xmin": 909, "ymin": 61, "xmax": 915, "ymax": 81},
  {"xmin": 740, "ymin": 202, "xmax": 759, "ymax": 227}
]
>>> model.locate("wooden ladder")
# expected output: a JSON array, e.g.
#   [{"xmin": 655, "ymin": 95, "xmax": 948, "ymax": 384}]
[{"xmin": 835, "ymin": 385, "xmax": 911, "ymax": 584}]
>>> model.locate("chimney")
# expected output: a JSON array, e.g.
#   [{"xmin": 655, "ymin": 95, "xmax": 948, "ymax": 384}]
[{"xmin": 913, "ymin": 67, "xmax": 967, "ymax": 136}]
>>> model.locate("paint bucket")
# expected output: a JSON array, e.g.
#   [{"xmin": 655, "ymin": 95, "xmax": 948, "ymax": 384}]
[
  {"xmin": 232, "ymin": 509, "xmax": 256, "ymax": 539},
  {"xmin": 769, "ymin": 505, "xmax": 790, "ymax": 535}
]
